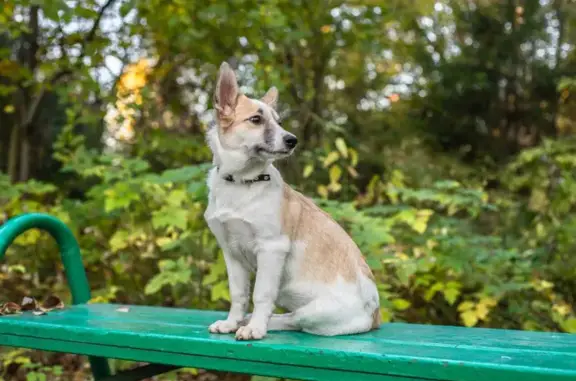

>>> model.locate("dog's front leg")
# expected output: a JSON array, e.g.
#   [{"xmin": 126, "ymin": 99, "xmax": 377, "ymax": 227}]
[
  {"xmin": 208, "ymin": 252, "xmax": 250, "ymax": 334},
  {"xmin": 236, "ymin": 239, "xmax": 288, "ymax": 341}
]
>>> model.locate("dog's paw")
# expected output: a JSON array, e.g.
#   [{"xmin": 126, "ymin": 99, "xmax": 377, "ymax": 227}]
[
  {"xmin": 235, "ymin": 324, "xmax": 267, "ymax": 340},
  {"xmin": 208, "ymin": 319, "xmax": 239, "ymax": 334}
]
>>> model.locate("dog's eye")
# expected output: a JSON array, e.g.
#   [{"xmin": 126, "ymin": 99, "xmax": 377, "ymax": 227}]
[{"xmin": 249, "ymin": 115, "xmax": 262, "ymax": 124}]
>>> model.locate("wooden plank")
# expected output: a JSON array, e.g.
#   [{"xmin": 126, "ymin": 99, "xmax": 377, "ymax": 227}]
[{"xmin": 1, "ymin": 303, "xmax": 575, "ymax": 381}]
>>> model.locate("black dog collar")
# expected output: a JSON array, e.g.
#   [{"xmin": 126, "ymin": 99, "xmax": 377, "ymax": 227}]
[
  {"xmin": 223, "ymin": 173, "xmax": 271, "ymax": 184},
  {"xmin": 217, "ymin": 167, "xmax": 271, "ymax": 184}
]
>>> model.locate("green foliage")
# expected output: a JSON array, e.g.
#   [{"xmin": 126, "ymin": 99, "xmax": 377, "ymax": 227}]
[{"xmin": 1, "ymin": 0, "xmax": 576, "ymax": 379}]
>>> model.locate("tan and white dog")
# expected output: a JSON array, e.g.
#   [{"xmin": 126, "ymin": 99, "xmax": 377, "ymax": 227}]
[{"xmin": 204, "ymin": 62, "xmax": 380, "ymax": 340}]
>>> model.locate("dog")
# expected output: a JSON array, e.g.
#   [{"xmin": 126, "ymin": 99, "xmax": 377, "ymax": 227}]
[{"xmin": 204, "ymin": 62, "xmax": 380, "ymax": 340}]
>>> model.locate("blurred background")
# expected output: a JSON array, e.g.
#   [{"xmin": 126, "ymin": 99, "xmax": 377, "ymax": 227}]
[{"xmin": 1, "ymin": 0, "xmax": 576, "ymax": 379}]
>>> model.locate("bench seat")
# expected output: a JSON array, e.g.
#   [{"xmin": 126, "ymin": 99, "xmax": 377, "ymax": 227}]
[{"xmin": 1, "ymin": 303, "xmax": 575, "ymax": 381}]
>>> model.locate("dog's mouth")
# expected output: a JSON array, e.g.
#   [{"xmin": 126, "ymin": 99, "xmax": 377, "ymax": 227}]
[{"xmin": 255, "ymin": 146, "xmax": 294, "ymax": 158}]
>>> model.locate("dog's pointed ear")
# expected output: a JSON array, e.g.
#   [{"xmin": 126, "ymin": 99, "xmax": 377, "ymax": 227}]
[
  {"xmin": 214, "ymin": 62, "xmax": 239, "ymax": 121},
  {"xmin": 261, "ymin": 86, "xmax": 278, "ymax": 109}
]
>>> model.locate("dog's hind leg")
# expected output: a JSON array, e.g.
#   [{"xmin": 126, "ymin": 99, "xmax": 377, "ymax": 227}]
[
  {"xmin": 268, "ymin": 313, "xmax": 300, "ymax": 331},
  {"xmin": 240, "ymin": 313, "xmax": 300, "ymax": 331},
  {"xmin": 294, "ymin": 297, "xmax": 374, "ymax": 336}
]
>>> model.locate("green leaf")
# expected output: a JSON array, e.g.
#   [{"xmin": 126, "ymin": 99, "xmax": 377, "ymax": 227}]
[
  {"xmin": 563, "ymin": 318, "xmax": 576, "ymax": 333},
  {"xmin": 424, "ymin": 282, "xmax": 443, "ymax": 301},
  {"xmin": 443, "ymin": 288, "xmax": 460, "ymax": 305},
  {"xmin": 109, "ymin": 230, "xmax": 129, "ymax": 252},
  {"xmin": 392, "ymin": 298, "xmax": 411, "ymax": 311},
  {"xmin": 211, "ymin": 281, "xmax": 230, "ymax": 302},
  {"xmin": 152, "ymin": 207, "xmax": 188, "ymax": 230},
  {"xmin": 203, "ymin": 255, "xmax": 227, "ymax": 286}
]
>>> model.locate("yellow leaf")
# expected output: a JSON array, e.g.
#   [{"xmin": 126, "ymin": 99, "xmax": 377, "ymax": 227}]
[
  {"xmin": 317, "ymin": 185, "xmax": 328, "ymax": 199},
  {"xmin": 155, "ymin": 237, "xmax": 172, "ymax": 247},
  {"xmin": 303, "ymin": 164, "xmax": 314, "ymax": 178},
  {"xmin": 349, "ymin": 148, "xmax": 359, "ymax": 166},
  {"xmin": 553, "ymin": 303, "xmax": 571, "ymax": 317},
  {"xmin": 327, "ymin": 182, "xmax": 342, "ymax": 193},
  {"xmin": 461, "ymin": 310, "xmax": 478, "ymax": 327},
  {"xmin": 476, "ymin": 303, "xmax": 489, "ymax": 320},
  {"xmin": 458, "ymin": 301, "xmax": 475, "ymax": 312},
  {"xmin": 4, "ymin": 104, "xmax": 15, "ymax": 113},
  {"xmin": 346, "ymin": 165, "xmax": 358, "ymax": 178},
  {"xmin": 479, "ymin": 296, "xmax": 497, "ymax": 307},
  {"xmin": 323, "ymin": 151, "xmax": 340, "ymax": 167},
  {"xmin": 329, "ymin": 165, "xmax": 342, "ymax": 183},
  {"xmin": 88, "ymin": 296, "xmax": 107, "ymax": 304},
  {"xmin": 395, "ymin": 252, "xmax": 409, "ymax": 260},
  {"xmin": 335, "ymin": 138, "xmax": 348, "ymax": 158},
  {"xmin": 412, "ymin": 220, "xmax": 427, "ymax": 234},
  {"xmin": 417, "ymin": 209, "xmax": 434, "ymax": 218},
  {"xmin": 528, "ymin": 188, "xmax": 548, "ymax": 212}
]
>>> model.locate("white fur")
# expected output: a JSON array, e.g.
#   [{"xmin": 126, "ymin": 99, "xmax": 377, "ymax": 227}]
[{"xmin": 204, "ymin": 113, "xmax": 379, "ymax": 340}]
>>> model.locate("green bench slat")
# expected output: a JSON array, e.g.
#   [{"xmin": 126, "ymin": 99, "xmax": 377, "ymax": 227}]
[{"xmin": 1, "ymin": 304, "xmax": 575, "ymax": 381}]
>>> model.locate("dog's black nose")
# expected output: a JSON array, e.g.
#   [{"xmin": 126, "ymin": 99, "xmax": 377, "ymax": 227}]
[{"xmin": 284, "ymin": 135, "xmax": 298, "ymax": 149}]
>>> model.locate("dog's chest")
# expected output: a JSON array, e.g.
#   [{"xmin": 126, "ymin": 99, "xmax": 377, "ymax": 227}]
[
  {"xmin": 221, "ymin": 218, "xmax": 258, "ymax": 271},
  {"xmin": 205, "ymin": 172, "xmax": 285, "ymax": 271}
]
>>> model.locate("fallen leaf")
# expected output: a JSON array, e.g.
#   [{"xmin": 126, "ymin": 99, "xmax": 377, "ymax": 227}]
[
  {"xmin": 21, "ymin": 296, "xmax": 38, "ymax": 311},
  {"xmin": 1, "ymin": 302, "xmax": 22, "ymax": 315},
  {"xmin": 41, "ymin": 295, "xmax": 64, "ymax": 311}
]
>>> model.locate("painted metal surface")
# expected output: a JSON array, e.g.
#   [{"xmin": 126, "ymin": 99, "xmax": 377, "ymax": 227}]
[
  {"xmin": 0, "ymin": 213, "xmax": 111, "ymax": 379},
  {"xmin": 2, "ymin": 213, "xmax": 576, "ymax": 381},
  {"xmin": 1, "ymin": 303, "xmax": 576, "ymax": 381}
]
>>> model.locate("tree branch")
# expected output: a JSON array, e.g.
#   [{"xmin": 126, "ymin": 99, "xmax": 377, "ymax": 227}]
[
  {"xmin": 24, "ymin": 0, "xmax": 118, "ymax": 129},
  {"xmin": 81, "ymin": 0, "xmax": 117, "ymax": 56}
]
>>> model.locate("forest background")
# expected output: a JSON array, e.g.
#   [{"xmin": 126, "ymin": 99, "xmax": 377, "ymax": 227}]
[{"xmin": 1, "ymin": 0, "xmax": 576, "ymax": 379}]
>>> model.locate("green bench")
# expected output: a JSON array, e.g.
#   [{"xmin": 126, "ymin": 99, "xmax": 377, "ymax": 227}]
[{"xmin": 1, "ymin": 213, "xmax": 576, "ymax": 381}]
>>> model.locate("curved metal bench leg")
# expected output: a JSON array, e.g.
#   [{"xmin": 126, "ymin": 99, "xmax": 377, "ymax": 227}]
[{"xmin": 0, "ymin": 213, "xmax": 112, "ymax": 379}]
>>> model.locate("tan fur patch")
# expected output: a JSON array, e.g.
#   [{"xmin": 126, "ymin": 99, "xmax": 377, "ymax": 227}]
[
  {"xmin": 371, "ymin": 307, "xmax": 381, "ymax": 330},
  {"xmin": 218, "ymin": 94, "xmax": 260, "ymax": 132},
  {"xmin": 281, "ymin": 184, "xmax": 362, "ymax": 283}
]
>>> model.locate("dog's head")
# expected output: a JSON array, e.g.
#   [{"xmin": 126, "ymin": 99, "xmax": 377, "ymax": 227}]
[{"xmin": 212, "ymin": 62, "xmax": 298, "ymax": 162}]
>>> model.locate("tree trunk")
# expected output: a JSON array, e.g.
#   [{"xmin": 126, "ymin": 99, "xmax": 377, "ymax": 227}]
[
  {"xmin": 19, "ymin": 137, "xmax": 30, "ymax": 182},
  {"xmin": 7, "ymin": 124, "xmax": 20, "ymax": 182}
]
